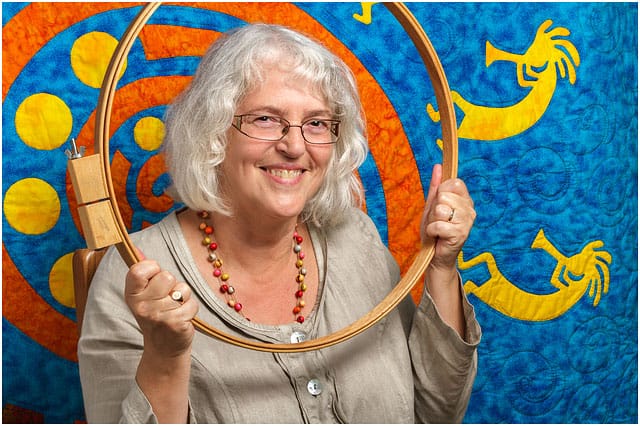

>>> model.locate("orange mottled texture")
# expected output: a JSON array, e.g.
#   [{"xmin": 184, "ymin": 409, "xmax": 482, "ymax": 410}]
[
  {"xmin": 139, "ymin": 25, "xmax": 222, "ymax": 60},
  {"xmin": 2, "ymin": 245, "xmax": 79, "ymax": 362}
]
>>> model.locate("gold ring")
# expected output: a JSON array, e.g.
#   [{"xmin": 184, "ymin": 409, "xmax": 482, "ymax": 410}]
[
  {"xmin": 448, "ymin": 208, "xmax": 456, "ymax": 222},
  {"xmin": 171, "ymin": 290, "xmax": 184, "ymax": 303}
]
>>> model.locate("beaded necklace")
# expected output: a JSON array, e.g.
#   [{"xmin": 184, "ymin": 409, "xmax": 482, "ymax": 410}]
[{"xmin": 197, "ymin": 211, "xmax": 308, "ymax": 323}]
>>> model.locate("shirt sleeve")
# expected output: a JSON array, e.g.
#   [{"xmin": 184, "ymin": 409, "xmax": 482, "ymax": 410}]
[{"xmin": 409, "ymin": 279, "xmax": 482, "ymax": 423}]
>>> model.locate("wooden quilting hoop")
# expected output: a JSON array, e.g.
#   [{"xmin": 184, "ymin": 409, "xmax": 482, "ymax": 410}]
[{"xmin": 90, "ymin": 2, "xmax": 458, "ymax": 352}]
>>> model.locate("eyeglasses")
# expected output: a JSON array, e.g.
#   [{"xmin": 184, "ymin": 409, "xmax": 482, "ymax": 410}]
[{"xmin": 232, "ymin": 114, "xmax": 340, "ymax": 145}]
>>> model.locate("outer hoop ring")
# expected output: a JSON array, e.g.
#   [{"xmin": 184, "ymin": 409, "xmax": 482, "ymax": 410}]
[{"xmin": 94, "ymin": 2, "xmax": 458, "ymax": 352}]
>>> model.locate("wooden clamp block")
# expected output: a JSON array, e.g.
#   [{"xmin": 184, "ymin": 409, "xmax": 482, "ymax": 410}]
[
  {"xmin": 77, "ymin": 201, "xmax": 122, "ymax": 249},
  {"xmin": 68, "ymin": 154, "xmax": 122, "ymax": 249},
  {"xmin": 68, "ymin": 154, "xmax": 108, "ymax": 204}
]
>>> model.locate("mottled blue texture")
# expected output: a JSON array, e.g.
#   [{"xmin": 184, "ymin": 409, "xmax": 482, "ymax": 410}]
[{"xmin": 3, "ymin": 2, "xmax": 637, "ymax": 423}]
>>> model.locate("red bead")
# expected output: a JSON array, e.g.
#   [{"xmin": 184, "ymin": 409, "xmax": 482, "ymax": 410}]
[
  {"xmin": 295, "ymin": 235, "xmax": 303, "ymax": 244},
  {"xmin": 220, "ymin": 284, "xmax": 229, "ymax": 293},
  {"xmin": 234, "ymin": 303, "xmax": 242, "ymax": 312},
  {"xmin": 295, "ymin": 290, "xmax": 304, "ymax": 298},
  {"xmin": 209, "ymin": 242, "xmax": 218, "ymax": 250},
  {"xmin": 213, "ymin": 268, "xmax": 222, "ymax": 277},
  {"xmin": 298, "ymin": 252, "xmax": 305, "ymax": 260},
  {"xmin": 296, "ymin": 316, "xmax": 305, "ymax": 323}
]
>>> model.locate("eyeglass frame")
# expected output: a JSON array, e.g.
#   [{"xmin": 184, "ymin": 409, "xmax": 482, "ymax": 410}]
[{"xmin": 232, "ymin": 114, "xmax": 340, "ymax": 145}]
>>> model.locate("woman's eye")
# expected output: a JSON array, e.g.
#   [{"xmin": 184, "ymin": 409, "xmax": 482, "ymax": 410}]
[
  {"xmin": 251, "ymin": 116, "xmax": 280, "ymax": 126},
  {"xmin": 308, "ymin": 120, "xmax": 328, "ymax": 128},
  {"xmin": 305, "ymin": 120, "xmax": 329, "ymax": 133}
]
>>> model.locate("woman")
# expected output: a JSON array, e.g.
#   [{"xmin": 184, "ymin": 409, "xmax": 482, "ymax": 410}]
[{"xmin": 78, "ymin": 24, "xmax": 481, "ymax": 423}]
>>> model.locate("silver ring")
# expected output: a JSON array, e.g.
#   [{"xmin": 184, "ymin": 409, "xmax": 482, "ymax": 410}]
[
  {"xmin": 171, "ymin": 290, "xmax": 184, "ymax": 303},
  {"xmin": 447, "ymin": 208, "xmax": 455, "ymax": 222}
]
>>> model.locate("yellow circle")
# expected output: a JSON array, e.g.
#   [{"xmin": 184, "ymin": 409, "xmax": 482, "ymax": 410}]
[
  {"xmin": 134, "ymin": 116, "xmax": 165, "ymax": 151},
  {"xmin": 50, "ymin": 253, "xmax": 75, "ymax": 308},
  {"xmin": 15, "ymin": 93, "xmax": 72, "ymax": 150},
  {"xmin": 3, "ymin": 178, "xmax": 61, "ymax": 235},
  {"xmin": 71, "ymin": 31, "xmax": 126, "ymax": 89}
]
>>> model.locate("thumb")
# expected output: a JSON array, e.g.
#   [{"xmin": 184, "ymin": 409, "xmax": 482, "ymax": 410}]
[
  {"xmin": 135, "ymin": 247, "xmax": 146, "ymax": 261},
  {"xmin": 425, "ymin": 164, "xmax": 443, "ymax": 208}
]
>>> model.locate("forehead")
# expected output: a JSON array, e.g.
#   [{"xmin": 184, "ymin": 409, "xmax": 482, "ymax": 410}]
[{"xmin": 238, "ymin": 65, "xmax": 330, "ymax": 114}]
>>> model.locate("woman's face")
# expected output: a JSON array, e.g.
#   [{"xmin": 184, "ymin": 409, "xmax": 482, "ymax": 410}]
[{"xmin": 221, "ymin": 66, "xmax": 334, "ymax": 222}]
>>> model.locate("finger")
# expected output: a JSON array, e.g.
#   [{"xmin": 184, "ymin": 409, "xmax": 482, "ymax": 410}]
[
  {"xmin": 421, "ymin": 165, "xmax": 443, "ymax": 242},
  {"xmin": 166, "ymin": 284, "xmax": 199, "ymax": 322},
  {"xmin": 434, "ymin": 204, "xmax": 456, "ymax": 223},
  {"xmin": 145, "ymin": 270, "xmax": 180, "ymax": 301},
  {"xmin": 126, "ymin": 260, "xmax": 161, "ymax": 295},
  {"xmin": 437, "ymin": 178, "xmax": 474, "ymax": 208},
  {"xmin": 168, "ymin": 282, "xmax": 192, "ymax": 306},
  {"xmin": 423, "ymin": 221, "xmax": 470, "ymax": 255},
  {"xmin": 135, "ymin": 246, "xmax": 146, "ymax": 261},
  {"xmin": 425, "ymin": 164, "xmax": 443, "ymax": 209}
]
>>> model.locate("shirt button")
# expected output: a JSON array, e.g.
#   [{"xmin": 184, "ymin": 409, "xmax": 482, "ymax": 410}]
[
  {"xmin": 290, "ymin": 331, "xmax": 306, "ymax": 343},
  {"xmin": 307, "ymin": 379, "xmax": 322, "ymax": 396}
]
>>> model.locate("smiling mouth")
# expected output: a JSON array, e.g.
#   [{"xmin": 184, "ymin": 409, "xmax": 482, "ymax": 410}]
[{"xmin": 264, "ymin": 168, "xmax": 303, "ymax": 179}]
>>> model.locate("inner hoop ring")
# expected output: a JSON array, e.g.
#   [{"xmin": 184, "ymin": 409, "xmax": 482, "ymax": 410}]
[{"xmin": 95, "ymin": 2, "xmax": 458, "ymax": 352}]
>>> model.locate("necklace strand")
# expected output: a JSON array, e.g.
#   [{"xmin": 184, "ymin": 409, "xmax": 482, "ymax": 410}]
[{"xmin": 197, "ymin": 211, "xmax": 307, "ymax": 323}]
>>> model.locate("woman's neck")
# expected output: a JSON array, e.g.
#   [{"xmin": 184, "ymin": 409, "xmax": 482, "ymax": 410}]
[{"xmin": 201, "ymin": 210, "xmax": 301, "ymax": 272}]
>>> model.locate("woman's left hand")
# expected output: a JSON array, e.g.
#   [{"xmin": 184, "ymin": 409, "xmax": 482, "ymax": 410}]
[
  {"xmin": 420, "ymin": 164, "xmax": 475, "ymax": 337},
  {"xmin": 421, "ymin": 164, "xmax": 476, "ymax": 272}
]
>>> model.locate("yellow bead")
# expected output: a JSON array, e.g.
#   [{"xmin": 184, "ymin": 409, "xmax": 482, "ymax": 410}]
[
  {"xmin": 300, "ymin": 283, "xmax": 307, "ymax": 291},
  {"xmin": 214, "ymin": 259, "xmax": 223, "ymax": 268},
  {"xmin": 202, "ymin": 236, "xmax": 211, "ymax": 245},
  {"xmin": 296, "ymin": 259, "xmax": 304, "ymax": 268},
  {"xmin": 296, "ymin": 274, "xmax": 305, "ymax": 283},
  {"xmin": 298, "ymin": 300, "xmax": 306, "ymax": 307},
  {"xmin": 221, "ymin": 273, "xmax": 230, "ymax": 281}
]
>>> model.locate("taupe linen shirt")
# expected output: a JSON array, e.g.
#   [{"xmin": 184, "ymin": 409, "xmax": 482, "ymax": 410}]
[{"xmin": 78, "ymin": 208, "xmax": 481, "ymax": 423}]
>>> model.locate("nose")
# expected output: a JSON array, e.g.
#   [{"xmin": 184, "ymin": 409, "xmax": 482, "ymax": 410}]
[{"xmin": 276, "ymin": 125, "xmax": 307, "ymax": 157}]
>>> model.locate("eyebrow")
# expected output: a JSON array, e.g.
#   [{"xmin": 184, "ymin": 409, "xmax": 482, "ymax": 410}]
[{"xmin": 241, "ymin": 107, "xmax": 333, "ymax": 119}]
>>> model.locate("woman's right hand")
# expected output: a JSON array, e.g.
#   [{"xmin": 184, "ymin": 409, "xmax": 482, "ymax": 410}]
[
  {"xmin": 125, "ymin": 259, "xmax": 197, "ymax": 423},
  {"xmin": 125, "ymin": 260, "xmax": 199, "ymax": 358}
]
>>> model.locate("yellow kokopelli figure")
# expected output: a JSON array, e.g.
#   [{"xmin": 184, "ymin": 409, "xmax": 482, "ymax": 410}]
[
  {"xmin": 353, "ymin": 2, "xmax": 378, "ymax": 25},
  {"xmin": 459, "ymin": 229, "xmax": 612, "ymax": 321},
  {"xmin": 428, "ymin": 20, "xmax": 581, "ymax": 143}
]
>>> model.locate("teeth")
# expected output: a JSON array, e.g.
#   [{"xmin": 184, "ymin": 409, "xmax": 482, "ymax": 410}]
[{"xmin": 268, "ymin": 169, "xmax": 302, "ymax": 178}]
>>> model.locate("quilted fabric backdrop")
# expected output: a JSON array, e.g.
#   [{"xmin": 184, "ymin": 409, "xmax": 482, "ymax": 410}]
[{"xmin": 2, "ymin": 2, "xmax": 637, "ymax": 423}]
